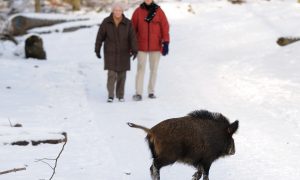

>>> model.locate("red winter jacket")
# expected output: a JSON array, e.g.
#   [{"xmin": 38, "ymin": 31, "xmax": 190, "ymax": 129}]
[{"xmin": 131, "ymin": 5, "xmax": 170, "ymax": 52}]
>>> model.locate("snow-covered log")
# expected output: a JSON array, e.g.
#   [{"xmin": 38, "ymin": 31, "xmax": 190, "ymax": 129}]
[
  {"xmin": 8, "ymin": 15, "xmax": 89, "ymax": 36},
  {"xmin": 228, "ymin": 0, "xmax": 245, "ymax": 4},
  {"xmin": 3, "ymin": 132, "xmax": 67, "ymax": 146},
  {"xmin": 9, "ymin": 15, "xmax": 67, "ymax": 36}
]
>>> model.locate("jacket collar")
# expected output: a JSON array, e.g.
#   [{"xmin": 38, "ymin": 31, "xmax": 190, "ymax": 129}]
[
  {"xmin": 140, "ymin": 2, "xmax": 159, "ymax": 10},
  {"xmin": 107, "ymin": 13, "xmax": 127, "ymax": 25}
]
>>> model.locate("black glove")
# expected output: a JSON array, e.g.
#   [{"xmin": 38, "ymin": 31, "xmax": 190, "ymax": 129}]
[
  {"xmin": 162, "ymin": 42, "xmax": 169, "ymax": 56},
  {"xmin": 131, "ymin": 51, "xmax": 137, "ymax": 60},
  {"xmin": 95, "ymin": 52, "xmax": 101, "ymax": 59}
]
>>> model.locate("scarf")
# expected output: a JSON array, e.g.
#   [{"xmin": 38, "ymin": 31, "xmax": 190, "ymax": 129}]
[{"xmin": 140, "ymin": 2, "xmax": 159, "ymax": 23}]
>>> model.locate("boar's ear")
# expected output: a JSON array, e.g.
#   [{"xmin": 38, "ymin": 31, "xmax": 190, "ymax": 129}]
[{"xmin": 227, "ymin": 120, "xmax": 239, "ymax": 135}]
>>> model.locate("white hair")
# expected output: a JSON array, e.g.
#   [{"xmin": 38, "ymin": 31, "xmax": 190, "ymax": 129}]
[{"xmin": 111, "ymin": 2, "xmax": 126, "ymax": 12}]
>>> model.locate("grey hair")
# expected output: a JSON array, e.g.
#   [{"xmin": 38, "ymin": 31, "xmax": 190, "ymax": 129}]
[{"xmin": 111, "ymin": 2, "xmax": 126, "ymax": 12}]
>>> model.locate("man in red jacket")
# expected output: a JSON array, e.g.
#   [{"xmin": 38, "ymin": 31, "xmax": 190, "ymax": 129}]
[{"xmin": 131, "ymin": 0, "xmax": 170, "ymax": 101}]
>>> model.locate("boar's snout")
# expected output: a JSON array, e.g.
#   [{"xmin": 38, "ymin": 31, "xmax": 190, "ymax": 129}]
[
  {"xmin": 227, "ymin": 140, "xmax": 236, "ymax": 155},
  {"xmin": 228, "ymin": 146, "xmax": 235, "ymax": 155}
]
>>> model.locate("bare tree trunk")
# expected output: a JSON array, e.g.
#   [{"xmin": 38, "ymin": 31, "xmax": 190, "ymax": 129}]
[
  {"xmin": 35, "ymin": 0, "xmax": 41, "ymax": 12},
  {"xmin": 72, "ymin": 0, "xmax": 81, "ymax": 11}
]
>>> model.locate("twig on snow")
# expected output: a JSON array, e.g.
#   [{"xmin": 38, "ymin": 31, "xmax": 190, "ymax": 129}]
[
  {"xmin": 8, "ymin": 118, "xmax": 13, "ymax": 127},
  {"xmin": 7, "ymin": 118, "xmax": 22, "ymax": 127},
  {"xmin": 36, "ymin": 132, "xmax": 67, "ymax": 180},
  {"xmin": 0, "ymin": 167, "xmax": 26, "ymax": 175}
]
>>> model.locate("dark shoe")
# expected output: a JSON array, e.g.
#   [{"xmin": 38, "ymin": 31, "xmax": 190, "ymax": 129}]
[
  {"xmin": 107, "ymin": 97, "xmax": 113, "ymax": 103},
  {"xmin": 133, "ymin": 94, "xmax": 142, "ymax": 101},
  {"xmin": 148, "ymin": 94, "xmax": 157, "ymax": 99}
]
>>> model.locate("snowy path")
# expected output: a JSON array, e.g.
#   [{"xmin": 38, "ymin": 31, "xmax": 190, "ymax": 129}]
[
  {"xmin": 83, "ymin": 1, "xmax": 300, "ymax": 179},
  {"xmin": 1, "ymin": 1, "xmax": 300, "ymax": 180}
]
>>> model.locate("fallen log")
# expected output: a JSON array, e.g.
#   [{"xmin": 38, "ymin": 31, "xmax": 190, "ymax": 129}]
[
  {"xmin": 8, "ymin": 15, "xmax": 89, "ymax": 36},
  {"xmin": 8, "ymin": 132, "xmax": 67, "ymax": 146},
  {"xmin": 11, "ymin": 141, "xmax": 30, "ymax": 146},
  {"xmin": 32, "ymin": 138, "xmax": 66, "ymax": 146},
  {"xmin": 62, "ymin": 24, "xmax": 99, "ymax": 33},
  {"xmin": 31, "ymin": 24, "xmax": 100, "ymax": 34},
  {"xmin": 228, "ymin": 0, "xmax": 245, "ymax": 4}
]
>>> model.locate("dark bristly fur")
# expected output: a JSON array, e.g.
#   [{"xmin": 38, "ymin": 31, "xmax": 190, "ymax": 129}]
[
  {"xmin": 188, "ymin": 110, "xmax": 230, "ymax": 123},
  {"xmin": 128, "ymin": 110, "xmax": 239, "ymax": 180}
]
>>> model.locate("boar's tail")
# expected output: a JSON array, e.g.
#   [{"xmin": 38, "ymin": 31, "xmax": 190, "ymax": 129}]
[{"xmin": 127, "ymin": 122, "xmax": 151, "ymax": 134}]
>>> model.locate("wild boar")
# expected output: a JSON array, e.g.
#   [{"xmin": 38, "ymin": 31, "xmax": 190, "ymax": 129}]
[{"xmin": 128, "ymin": 110, "xmax": 239, "ymax": 180}]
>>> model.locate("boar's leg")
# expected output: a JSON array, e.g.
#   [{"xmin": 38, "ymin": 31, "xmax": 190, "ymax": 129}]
[
  {"xmin": 150, "ymin": 157, "xmax": 176, "ymax": 180},
  {"xmin": 192, "ymin": 165, "xmax": 203, "ymax": 180},
  {"xmin": 202, "ymin": 162, "xmax": 212, "ymax": 180},
  {"xmin": 150, "ymin": 163, "xmax": 160, "ymax": 180}
]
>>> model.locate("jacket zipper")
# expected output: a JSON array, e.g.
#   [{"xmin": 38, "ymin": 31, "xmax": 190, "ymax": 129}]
[
  {"xmin": 148, "ymin": 22, "xmax": 150, "ymax": 51},
  {"xmin": 114, "ymin": 23, "xmax": 119, "ymax": 70}
]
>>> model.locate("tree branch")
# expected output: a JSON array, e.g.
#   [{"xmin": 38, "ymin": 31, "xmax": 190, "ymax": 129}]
[
  {"xmin": 0, "ymin": 34, "xmax": 18, "ymax": 45},
  {"xmin": 277, "ymin": 37, "xmax": 300, "ymax": 46},
  {"xmin": 0, "ymin": 167, "xmax": 26, "ymax": 175},
  {"xmin": 36, "ymin": 132, "xmax": 67, "ymax": 180},
  {"xmin": 35, "ymin": 159, "xmax": 54, "ymax": 170}
]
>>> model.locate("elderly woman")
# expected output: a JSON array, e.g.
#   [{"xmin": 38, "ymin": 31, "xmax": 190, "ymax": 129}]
[{"xmin": 95, "ymin": 3, "xmax": 138, "ymax": 102}]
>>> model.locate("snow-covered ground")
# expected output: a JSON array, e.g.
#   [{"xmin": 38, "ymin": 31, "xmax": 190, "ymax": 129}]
[{"xmin": 1, "ymin": 0, "xmax": 300, "ymax": 179}]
